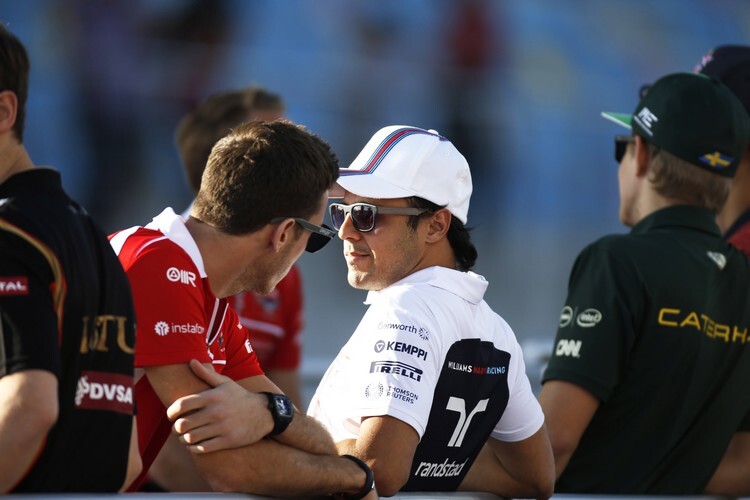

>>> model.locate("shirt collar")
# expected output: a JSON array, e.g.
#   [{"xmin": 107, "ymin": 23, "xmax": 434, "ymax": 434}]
[
  {"xmin": 630, "ymin": 205, "xmax": 721, "ymax": 237},
  {"xmin": 365, "ymin": 266, "xmax": 488, "ymax": 305},
  {"xmin": 146, "ymin": 207, "xmax": 207, "ymax": 278}
]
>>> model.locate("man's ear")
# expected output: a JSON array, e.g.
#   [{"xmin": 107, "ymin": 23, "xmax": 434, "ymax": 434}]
[
  {"xmin": 0, "ymin": 91, "xmax": 17, "ymax": 135},
  {"xmin": 633, "ymin": 135, "xmax": 651, "ymax": 178},
  {"xmin": 269, "ymin": 218, "xmax": 298, "ymax": 252},
  {"xmin": 424, "ymin": 209, "xmax": 451, "ymax": 244}
]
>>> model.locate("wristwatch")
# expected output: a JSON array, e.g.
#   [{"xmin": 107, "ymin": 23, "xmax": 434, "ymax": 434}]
[{"xmin": 261, "ymin": 392, "xmax": 294, "ymax": 436}]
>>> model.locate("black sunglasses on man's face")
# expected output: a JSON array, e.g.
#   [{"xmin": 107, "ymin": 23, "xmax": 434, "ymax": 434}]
[
  {"xmin": 614, "ymin": 135, "xmax": 635, "ymax": 163},
  {"xmin": 270, "ymin": 217, "xmax": 337, "ymax": 253}
]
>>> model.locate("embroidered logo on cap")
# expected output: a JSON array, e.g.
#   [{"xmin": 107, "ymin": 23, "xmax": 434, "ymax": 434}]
[{"xmin": 634, "ymin": 107, "xmax": 659, "ymax": 136}]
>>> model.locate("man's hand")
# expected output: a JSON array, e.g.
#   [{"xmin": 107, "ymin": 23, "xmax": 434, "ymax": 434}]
[{"xmin": 166, "ymin": 360, "xmax": 273, "ymax": 453}]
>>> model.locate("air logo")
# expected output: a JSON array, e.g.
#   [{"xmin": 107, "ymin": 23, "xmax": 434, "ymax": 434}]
[
  {"xmin": 446, "ymin": 397, "xmax": 488, "ymax": 447},
  {"xmin": 166, "ymin": 267, "xmax": 196, "ymax": 287}
]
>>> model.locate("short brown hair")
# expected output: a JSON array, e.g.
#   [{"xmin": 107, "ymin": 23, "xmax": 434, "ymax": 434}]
[
  {"xmin": 647, "ymin": 143, "xmax": 731, "ymax": 213},
  {"xmin": 192, "ymin": 120, "xmax": 339, "ymax": 235},
  {"xmin": 175, "ymin": 86, "xmax": 285, "ymax": 193},
  {"xmin": 0, "ymin": 23, "xmax": 29, "ymax": 143}
]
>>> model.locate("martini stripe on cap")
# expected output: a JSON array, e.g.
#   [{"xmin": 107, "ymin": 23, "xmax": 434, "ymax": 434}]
[{"xmin": 339, "ymin": 127, "xmax": 440, "ymax": 177}]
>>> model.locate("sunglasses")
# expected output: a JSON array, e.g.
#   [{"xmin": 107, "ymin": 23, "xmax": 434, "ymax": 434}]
[
  {"xmin": 615, "ymin": 135, "xmax": 635, "ymax": 163},
  {"xmin": 270, "ymin": 217, "xmax": 337, "ymax": 253},
  {"xmin": 329, "ymin": 202, "xmax": 429, "ymax": 233}
]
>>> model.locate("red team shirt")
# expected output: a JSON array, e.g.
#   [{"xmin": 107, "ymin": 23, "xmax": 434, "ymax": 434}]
[{"xmin": 109, "ymin": 208, "xmax": 263, "ymax": 488}]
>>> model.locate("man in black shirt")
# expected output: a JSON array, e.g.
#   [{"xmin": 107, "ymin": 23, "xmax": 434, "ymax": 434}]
[{"xmin": 0, "ymin": 24, "xmax": 139, "ymax": 491}]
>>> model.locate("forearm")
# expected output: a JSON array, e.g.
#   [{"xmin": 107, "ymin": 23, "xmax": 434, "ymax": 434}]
[
  {"xmin": 704, "ymin": 432, "xmax": 750, "ymax": 496},
  {"xmin": 273, "ymin": 412, "xmax": 338, "ymax": 456},
  {"xmin": 193, "ymin": 437, "xmax": 368, "ymax": 496},
  {"xmin": 459, "ymin": 443, "xmax": 542, "ymax": 498},
  {"xmin": 0, "ymin": 371, "xmax": 58, "ymax": 492},
  {"xmin": 460, "ymin": 430, "xmax": 554, "ymax": 499},
  {"xmin": 0, "ymin": 426, "xmax": 48, "ymax": 492}
]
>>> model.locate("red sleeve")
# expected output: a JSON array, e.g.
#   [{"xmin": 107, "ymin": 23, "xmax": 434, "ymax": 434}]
[
  {"xmin": 265, "ymin": 265, "xmax": 303, "ymax": 370},
  {"xmin": 123, "ymin": 241, "xmax": 212, "ymax": 368},
  {"xmin": 221, "ymin": 306, "xmax": 264, "ymax": 380}
]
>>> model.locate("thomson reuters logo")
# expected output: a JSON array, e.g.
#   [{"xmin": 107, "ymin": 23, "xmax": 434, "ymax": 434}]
[
  {"xmin": 365, "ymin": 382, "xmax": 384, "ymax": 400},
  {"xmin": 154, "ymin": 321, "xmax": 169, "ymax": 336}
]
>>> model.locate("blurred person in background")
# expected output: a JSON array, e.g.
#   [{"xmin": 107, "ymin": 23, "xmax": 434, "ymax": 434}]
[
  {"xmin": 0, "ymin": 23, "xmax": 140, "ymax": 492},
  {"xmin": 697, "ymin": 46, "xmax": 750, "ymax": 254},
  {"xmin": 539, "ymin": 72, "xmax": 750, "ymax": 494},
  {"xmin": 692, "ymin": 44, "xmax": 750, "ymax": 496}
]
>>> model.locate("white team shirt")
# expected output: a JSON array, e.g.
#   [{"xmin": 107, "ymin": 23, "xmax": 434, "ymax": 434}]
[{"xmin": 308, "ymin": 266, "xmax": 544, "ymax": 446}]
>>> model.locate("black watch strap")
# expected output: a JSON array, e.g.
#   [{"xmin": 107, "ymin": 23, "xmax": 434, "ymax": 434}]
[
  {"xmin": 341, "ymin": 454, "xmax": 375, "ymax": 500},
  {"xmin": 261, "ymin": 392, "xmax": 294, "ymax": 436}
]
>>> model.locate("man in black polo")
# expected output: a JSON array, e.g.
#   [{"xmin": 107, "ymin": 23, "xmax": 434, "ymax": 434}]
[
  {"xmin": 539, "ymin": 72, "xmax": 750, "ymax": 494},
  {"xmin": 0, "ymin": 24, "xmax": 139, "ymax": 491}
]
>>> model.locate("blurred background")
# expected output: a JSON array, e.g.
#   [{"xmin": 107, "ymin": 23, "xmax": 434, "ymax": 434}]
[{"xmin": 4, "ymin": 0, "xmax": 750, "ymax": 404}]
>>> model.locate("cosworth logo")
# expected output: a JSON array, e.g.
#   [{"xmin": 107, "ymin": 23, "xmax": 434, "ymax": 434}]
[
  {"xmin": 370, "ymin": 360, "xmax": 422, "ymax": 382},
  {"xmin": 166, "ymin": 267, "xmax": 196, "ymax": 287},
  {"xmin": 374, "ymin": 340, "xmax": 428, "ymax": 360},
  {"xmin": 75, "ymin": 371, "xmax": 134, "ymax": 414},
  {"xmin": 377, "ymin": 322, "xmax": 430, "ymax": 340}
]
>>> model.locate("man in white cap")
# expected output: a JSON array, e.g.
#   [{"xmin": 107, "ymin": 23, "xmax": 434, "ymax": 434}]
[{"xmin": 307, "ymin": 126, "xmax": 554, "ymax": 497}]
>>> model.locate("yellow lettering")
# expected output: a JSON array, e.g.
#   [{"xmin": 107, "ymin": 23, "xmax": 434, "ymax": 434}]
[
  {"xmin": 714, "ymin": 323, "xmax": 730, "ymax": 343},
  {"xmin": 658, "ymin": 308, "xmax": 680, "ymax": 327},
  {"xmin": 80, "ymin": 316, "xmax": 90, "ymax": 354},
  {"xmin": 95, "ymin": 315, "xmax": 113, "ymax": 352},
  {"xmin": 115, "ymin": 316, "xmax": 135, "ymax": 354},
  {"xmin": 732, "ymin": 326, "xmax": 748, "ymax": 344},
  {"xmin": 701, "ymin": 314, "xmax": 715, "ymax": 338},
  {"xmin": 680, "ymin": 312, "xmax": 701, "ymax": 331}
]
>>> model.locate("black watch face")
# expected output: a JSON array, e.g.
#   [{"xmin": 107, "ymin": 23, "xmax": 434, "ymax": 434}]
[{"xmin": 274, "ymin": 395, "xmax": 294, "ymax": 418}]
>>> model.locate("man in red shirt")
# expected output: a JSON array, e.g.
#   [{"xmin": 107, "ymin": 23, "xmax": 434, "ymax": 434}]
[
  {"xmin": 175, "ymin": 86, "xmax": 304, "ymax": 406},
  {"xmin": 111, "ymin": 120, "xmax": 376, "ymax": 498}
]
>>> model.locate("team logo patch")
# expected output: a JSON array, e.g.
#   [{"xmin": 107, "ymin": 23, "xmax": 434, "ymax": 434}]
[
  {"xmin": 166, "ymin": 267, "xmax": 196, "ymax": 287},
  {"xmin": 370, "ymin": 360, "xmax": 423, "ymax": 382},
  {"xmin": 559, "ymin": 306, "xmax": 574, "ymax": 328},
  {"xmin": 154, "ymin": 321, "xmax": 169, "ymax": 336},
  {"xmin": 74, "ymin": 371, "xmax": 134, "ymax": 414},
  {"xmin": 364, "ymin": 382, "xmax": 385, "ymax": 400},
  {"xmin": 0, "ymin": 276, "xmax": 28, "ymax": 296},
  {"xmin": 576, "ymin": 308, "xmax": 602, "ymax": 328},
  {"xmin": 377, "ymin": 321, "xmax": 430, "ymax": 341},
  {"xmin": 707, "ymin": 251, "xmax": 727, "ymax": 270},
  {"xmin": 373, "ymin": 340, "xmax": 428, "ymax": 360}
]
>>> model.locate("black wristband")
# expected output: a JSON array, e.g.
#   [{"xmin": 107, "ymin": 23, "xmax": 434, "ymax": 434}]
[{"xmin": 341, "ymin": 454, "xmax": 375, "ymax": 500}]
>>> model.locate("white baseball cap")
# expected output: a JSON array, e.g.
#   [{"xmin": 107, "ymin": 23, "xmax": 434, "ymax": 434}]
[{"xmin": 333, "ymin": 125, "xmax": 472, "ymax": 224}]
